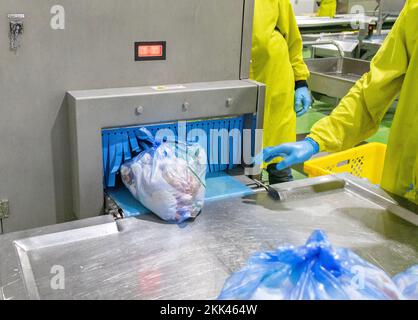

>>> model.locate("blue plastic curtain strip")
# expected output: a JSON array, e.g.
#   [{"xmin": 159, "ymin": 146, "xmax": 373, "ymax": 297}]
[{"xmin": 102, "ymin": 116, "xmax": 250, "ymax": 188}]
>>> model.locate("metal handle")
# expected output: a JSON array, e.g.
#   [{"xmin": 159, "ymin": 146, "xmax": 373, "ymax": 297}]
[{"xmin": 252, "ymin": 179, "xmax": 282, "ymax": 201}]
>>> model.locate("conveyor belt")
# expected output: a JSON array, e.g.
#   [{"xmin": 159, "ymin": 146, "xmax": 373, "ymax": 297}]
[
  {"xmin": 1, "ymin": 174, "xmax": 417, "ymax": 300},
  {"xmin": 106, "ymin": 172, "xmax": 255, "ymax": 218}
]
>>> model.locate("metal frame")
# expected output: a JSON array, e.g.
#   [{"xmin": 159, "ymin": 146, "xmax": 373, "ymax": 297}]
[{"xmin": 68, "ymin": 80, "xmax": 265, "ymax": 219}]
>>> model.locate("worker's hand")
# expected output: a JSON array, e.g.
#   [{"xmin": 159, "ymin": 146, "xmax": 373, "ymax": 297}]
[
  {"xmin": 261, "ymin": 138, "xmax": 320, "ymax": 171},
  {"xmin": 294, "ymin": 87, "xmax": 313, "ymax": 117}
]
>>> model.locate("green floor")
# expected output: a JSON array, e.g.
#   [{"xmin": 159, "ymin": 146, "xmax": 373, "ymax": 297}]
[{"xmin": 262, "ymin": 99, "xmax": 394, "ymax": 183}]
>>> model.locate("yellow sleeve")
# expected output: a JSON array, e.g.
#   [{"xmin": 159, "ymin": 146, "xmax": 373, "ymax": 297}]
[
  {"xmin": 277, "ymin": 0, "xmax": 310, "ymax": 81},
  {"xmin": 308, "ymin": 8, "xmax": 409, "ymax": 152},
  {"xmin": 317, "ymin": 0, "xmax": 337, "ymax": 17}
]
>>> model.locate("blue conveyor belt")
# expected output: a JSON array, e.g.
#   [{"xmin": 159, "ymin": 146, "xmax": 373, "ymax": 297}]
[
  {"xmin": 107, "ymin": 172, "xmax": 254, "ymax": 218},
  {"xmin": 204, "ymin": 172, "xmax": 254, "ymax": 202}
]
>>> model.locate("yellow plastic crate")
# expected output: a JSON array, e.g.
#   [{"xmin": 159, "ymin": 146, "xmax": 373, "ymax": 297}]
[{"xmin": 304, "ymin": 143, "xmax": 387, "ymax": 185}]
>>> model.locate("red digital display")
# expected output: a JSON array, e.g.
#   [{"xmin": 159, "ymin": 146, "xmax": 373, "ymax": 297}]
[
  {"xmin": 135, "ymin": 42, "xmax": 166, "ymax": 61},
  {"xmin": 138, "ymin": 45, "xmax": 163, "ymax": 57}
]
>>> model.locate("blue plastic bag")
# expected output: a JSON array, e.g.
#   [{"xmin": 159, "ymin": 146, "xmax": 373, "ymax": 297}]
[
  {"xmin": 121, "ymin": 128, "xmax": 207, "ymax": 223},
  {"xmin": 393, "ymin": 266, "xmax": 418, "ymax": 300},
  {"xmin": 219, "ymin": 230, "xmax": 403, "ymax": 300}
]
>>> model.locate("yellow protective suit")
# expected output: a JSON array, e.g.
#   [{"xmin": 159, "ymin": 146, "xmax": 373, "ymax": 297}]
[
  {"xmin": 251, "ymin": 0, "xmax": 310, "ymax": 152},
  {"xmin": 308, "ymin": 0, "xmax": 418, "ymax": 204},
  {"xmin": 317, "ymin": 0, "xmax": 337, "ymax": 17}
]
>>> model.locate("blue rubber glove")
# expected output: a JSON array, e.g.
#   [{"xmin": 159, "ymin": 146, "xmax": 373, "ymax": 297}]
[
  {"xmin": 261, "ymin": 138, "xmax": 320, "ymax": 171},
  {"xmin": 295, "ymin": 86, "xmax": 313, "ymax": 117}
]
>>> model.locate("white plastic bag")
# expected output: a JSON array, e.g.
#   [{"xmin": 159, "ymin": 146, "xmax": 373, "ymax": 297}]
[{"xmin": 121, "ymin": 135, "xmax": 207, "ymax": 223}]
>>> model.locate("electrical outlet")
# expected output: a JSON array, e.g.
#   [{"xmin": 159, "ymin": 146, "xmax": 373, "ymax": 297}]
[{"xmin": 0, "ymin": 200, "xmax": 10, "ymax": 219}]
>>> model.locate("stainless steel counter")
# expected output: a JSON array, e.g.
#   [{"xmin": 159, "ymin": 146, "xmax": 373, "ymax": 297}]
[
  {"xmin": 303, "ymin": 31, "xmax": 390, "ymax": 59},
  {"xmin": 1, "ymin": 174, "xmax": 417, "ymax": 300},
  {"xmin": 306, "ymin": 57, "xmax": 370, "ymax": 99},
  {"xmin": 297, "ymin": 15, "xmax": 397, "ymax": 28}
]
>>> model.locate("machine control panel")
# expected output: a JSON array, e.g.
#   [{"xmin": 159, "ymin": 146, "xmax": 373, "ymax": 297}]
[{"xmin": 135, "ymin": 41, "xmax": 166, "ymax": 61}]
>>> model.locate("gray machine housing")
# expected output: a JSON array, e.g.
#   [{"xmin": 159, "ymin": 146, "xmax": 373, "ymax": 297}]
[
  {"xmin": 0, "ymin": 0, "xmax": 260, "ymax": 231},
  {"xmin": 68, "ymin": 80, "xmax": 265, "ymax": 219}
]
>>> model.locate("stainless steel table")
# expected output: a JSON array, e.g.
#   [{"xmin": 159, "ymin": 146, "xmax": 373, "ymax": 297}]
[
  {"xmin": 1, "ymin": 175, "xmax": 417, "ymax": 300},
  {"xmin": 297, "ymin": 16, "xmax": 376, "ymax": 28}
]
